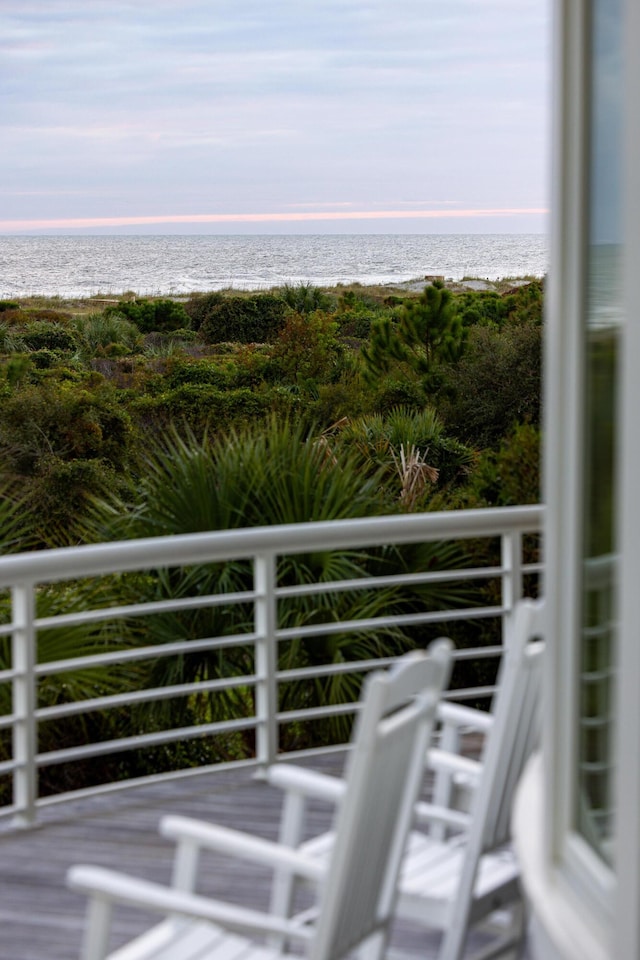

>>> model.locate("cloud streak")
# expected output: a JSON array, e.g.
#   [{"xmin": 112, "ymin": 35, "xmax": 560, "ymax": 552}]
[{"xmin": 0, "ymin": 208, "xmax": 549, "ymax": 233}]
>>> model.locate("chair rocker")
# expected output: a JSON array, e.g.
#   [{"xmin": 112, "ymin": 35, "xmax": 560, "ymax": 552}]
[
  {"xmin": 267, "ymin": 598, "xmax": 544, "ymax": 960},
  {"xmin": 68, "ymin": 639, "xmax": 452, "ymax": 960}
]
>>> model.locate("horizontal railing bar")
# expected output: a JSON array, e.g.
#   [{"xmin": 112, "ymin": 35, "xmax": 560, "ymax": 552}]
[
  {"xmin": 0, "ymin": 757, "xmax": 20, "ymax": 775},
  {"xmin": 36, "ymin": 674, "xmax": 258, "ymax": 721},
  {"xmin": 34, "ymin": 590, "xmax": 258, "ymax": 630},
  {"xmin": 444, "ymin": 685, "xmax": 496, "ymax": 701},
  {"xmin": 452, "ymin": 645, "xmax": 503, "ymax": 660},
  {"xmin": 36, "ymin": 717, "xmax": 258, "ymax": 766},
  {"xmin": 277, "ymin": 703, "xmax": 360, "ymax": 724},
  {"xmin": 276, "ymin": 645, "xmax": 504, "ymax": 685},
  {"xmin": 0, "ymin": 506, "xmax": 544, "ymax": 587},
  {"xmin": 278, "ymin": 658, "xmax": 396, "ymax": 683},
  {"xmin": 0, "ymin": 713, "xmax": 18, "ymax": 731},
  {"xmin": 276, "ymin": 606, "xmax": 504, "ymax": 641},
  {"xmin": 0, "ymin": 624, "xmax": 14, "ymax": 638},
  {"xmin": 34, "ymin": 632, "xmax": 258, "ymax": 677},
  {"xmin": 275, "ymin": 566, "xmax": 506, "ymax": 597}
]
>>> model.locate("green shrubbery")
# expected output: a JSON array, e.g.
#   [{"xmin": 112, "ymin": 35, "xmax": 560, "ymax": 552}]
[
  {"xmin": 0, "ymin": 280, "xmax": 545, "ymax": 785},
  {"xmin": 193, "ymin": 293, "xmax": 288, "ymax": 344},
  {"xmin": 0, "ymin": 280, "xmax": 543, "ymax": 547}
]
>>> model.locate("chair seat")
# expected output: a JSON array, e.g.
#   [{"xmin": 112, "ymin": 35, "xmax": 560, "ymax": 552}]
[
  {"xmin": 299, "ymin": 828, "xmax": 520, "ymax": 929},
  {"xmin": 398, "ymin": 832, "xmax": 520, "ymax": 926},
  {"xmin": 110, "ymin": 918, "xmax": 287, "ymax": 960}
]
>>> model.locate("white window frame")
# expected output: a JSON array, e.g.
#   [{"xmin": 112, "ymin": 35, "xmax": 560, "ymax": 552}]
[
  {"xmin": 543, "ymin": 0, "xmax": 618, "ymax": 943},
  {"xmin": 613, "ymin": 0, "xmax": 640, "ymax": 954}
]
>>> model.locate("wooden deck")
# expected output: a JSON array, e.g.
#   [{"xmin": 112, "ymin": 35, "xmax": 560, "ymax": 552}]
[{"xmin": 0, "ymin": 753, "xmax": 527, "ymax": 960}]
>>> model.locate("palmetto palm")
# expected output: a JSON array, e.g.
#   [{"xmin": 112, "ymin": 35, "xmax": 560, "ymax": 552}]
[
  {"xmin": 85, "ymin": 417, "xmax": 474, "ymax": 749},
  {"xmin": 326, "ymin": 406, "xmax": 475, "ymax": 507}
]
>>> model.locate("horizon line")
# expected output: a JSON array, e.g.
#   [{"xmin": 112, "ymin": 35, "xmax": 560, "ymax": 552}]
[{"xmin": 0, "ymin": 207, "xmax": 548, "ymax": 232}]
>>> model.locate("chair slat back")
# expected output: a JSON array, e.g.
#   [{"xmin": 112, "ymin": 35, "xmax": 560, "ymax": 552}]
[
  {"xmin": 309, "ymin": 640, "xmax": 452, "ymax": 960},
  {"xmin": 475, "ymin": 599, "xmax": 544, "ymax": 851}
]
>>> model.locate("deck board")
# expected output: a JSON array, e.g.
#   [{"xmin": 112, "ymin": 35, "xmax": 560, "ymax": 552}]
[{"xmin": 0, "ymin": 752, "xmax": 527, "ymax": 960}]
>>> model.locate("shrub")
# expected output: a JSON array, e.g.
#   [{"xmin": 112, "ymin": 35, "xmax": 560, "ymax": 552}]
[
  {"xmin": 73, "ymin": 313, "xmax": 142, "ymax": 357},
  {"xmin": 198, "ymin": 294, "xmax": 288, "ymax": 344},
  {"xmin": 268, "ymin": 311, "xmax": 341, "ymax": 384},
  {"xmin": 440, "ymin": 320, "xmax": 542, "ymax": 448},
  {"xmin": 183, "ymin": 292, "xmax": 225, "ymax": 330},
  {"xmin": 131, "ymin": 385, "xmax": 275, "ymax": 434},
  {"xmin": 0, "ymin": 382, "xmax": 132, "ymax": 475},
  {"xmin": 280, "ymin": 283, "xmax": 334, "ymax": 314},
  {"xmin": 22, "ymin": 321, "xmax": 77, "ymax": 353},
  {"xmin": 26, "ymin": 457, "xmax": 125, "ymax": 548},
  {"xmin": 106, "ymin": 298, "xmax": 190, "ymax": 334}
]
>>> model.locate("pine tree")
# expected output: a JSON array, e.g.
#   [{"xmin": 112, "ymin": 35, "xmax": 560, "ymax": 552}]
[{"xmin": 362, "ymin": 281, "xmax": 466, "ymax": 392}]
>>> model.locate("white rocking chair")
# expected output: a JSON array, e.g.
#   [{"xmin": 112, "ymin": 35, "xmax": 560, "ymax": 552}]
[
  {"xmin": 68, "ymin": 639, "xmax": 453, "ymax": 960},
  {"xmin": 267, "ymin": 599, "xmax": 544, "ymax": 960}
]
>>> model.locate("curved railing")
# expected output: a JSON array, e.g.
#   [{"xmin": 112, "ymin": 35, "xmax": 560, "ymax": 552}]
[{"xmin": 0, "ymin": 505, "xmax": 543, "ymax": 827}]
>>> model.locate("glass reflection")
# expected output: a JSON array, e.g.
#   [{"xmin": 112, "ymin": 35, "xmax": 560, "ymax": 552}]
[{"xmin": 578, "ymin": 0, "xmax": 622, "ymax": 863}]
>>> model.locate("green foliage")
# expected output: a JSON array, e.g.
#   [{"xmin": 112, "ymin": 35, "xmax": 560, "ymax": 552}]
[
  {"xmin": 130, "ymin": 384, "xmax": 275, "ymax": 435},
  {"xmin": 440, "ymin": 319, "xmax": 542, "ymax": 448},
  {"xmin": 21, "ymin": 321, "xmax": 77, "ymax": 353},
  {"xmin": 0, "ymin": 381, "xmax": 131, "ymax": 475},
  {"xmin": 434, "ymin": 423, "xmax": 541, "ymax": 511},
  {"xmin": 455, "ymin": 279, "xmax": 544, "ymax": 330},
  {"xmin": 268, "ymin": 310, "xmax": 342, "ymax": 385},
  {"xmin": 373, "ymin": 378, "xmax": 428, "ymax": 413},
  {"xmin": 164, "ymin": 358, "xmax": 255, "ymax": 390},
  {"xmin": 198, "ymin": 294, "xmax": 288, "ymax": 344},
  {"xmin": 2, "ymin": 355, "xmax": 32, "ymax": 385},
  {"xmin": 0, "ymin": 480, "xmax": 33, "ymax": 553},
  {"xmin": 27, "ymin": 457, "xmax": 125, "ymax": 548},
  {"xmin": 106, "ymin": 298, "xmax": 190, "ymax": 334},
  {"xmin": 88, "ymin": 418, "xmax": 474, "ymax": 741},
  {"xmin": 328, "ymin": 406, "xmax": 475, "ymax": 508},
  {"xmin": 183, "ymin": 291, "xmax": 225, "ymax": 330},
  {"xmin": 280, "ymin": 283, "xmax": 334, "ymax": 314},
  {"xmin": 73, "ymin": 312, "xmax": 142, "ymax": 357},
  {"xmin": 362, "ymin": 281, "xmax": 466, "ymax": 395},
  {"xmin": 0, "ymin": 301, "xmax": 20, "ymax": 312}
]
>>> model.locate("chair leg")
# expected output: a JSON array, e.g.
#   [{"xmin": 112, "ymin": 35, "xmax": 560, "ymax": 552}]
[
  {"xmin": 268, "ymin": 788, "xmax": 307, "ymax": 950},
  {"xmin": 80, "ymin": 895, "xmax": 112, "ymax": 960},
  {"xmin": 357, "ymin": 929, "xmax": 388, "ymax": 960}
]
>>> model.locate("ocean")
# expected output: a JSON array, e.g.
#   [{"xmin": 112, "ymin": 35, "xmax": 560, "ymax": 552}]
[{"xmin": 0, "ymin": 234, "xmax": 548, "ymax": 300}]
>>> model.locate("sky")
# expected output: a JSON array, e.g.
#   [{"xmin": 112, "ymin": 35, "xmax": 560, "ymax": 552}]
[{"xmin": 1, "ymin": 0, "xmax": 551, "ymax": 236}]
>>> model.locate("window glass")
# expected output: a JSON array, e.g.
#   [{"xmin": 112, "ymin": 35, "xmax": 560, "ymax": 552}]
[{"xmin": 578, "ymin": 0, "xmax": 622, "ymax": 864}]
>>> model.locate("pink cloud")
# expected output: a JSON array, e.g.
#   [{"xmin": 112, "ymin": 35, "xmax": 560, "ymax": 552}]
[{"xmin": 0, "ymin": 208, "xmax": 548, "ymax": 231}]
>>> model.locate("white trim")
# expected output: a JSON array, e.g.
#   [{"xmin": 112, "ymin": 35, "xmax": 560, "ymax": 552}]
[
  {"xmin": 613, "ymin": 0, "xmax": 640, "ymax": 952},
  {"xmin": 513, "ymin": 755, "xmax": 611, "ymax": 960},
  {"xmin": 543, "ymin": 0, "xmax": 589, "ymax": 868}
]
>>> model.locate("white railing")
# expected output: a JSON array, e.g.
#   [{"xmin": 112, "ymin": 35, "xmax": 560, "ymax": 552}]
[{"xmin": 0, "ymin": 505, "xmax": 543, "ymax": 828}]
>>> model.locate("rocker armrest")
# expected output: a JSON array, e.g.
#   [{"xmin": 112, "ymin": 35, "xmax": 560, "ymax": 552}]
[
  {"xmin": 437, "ymin": 701, "xmax": 494, "ymax": 734},
  {"xmin": 265, "ymin": 764, "xmax": 346, "ymax": 805},
  {"xmin": 68, "ymin": 865, "xmax": 313, "ymax": 943},
  {"xmin": 413, "ymin": 801, "xmax": 472, "ymax": 830},
  {"xmin": 161, "ymin": 815, "xmax": 326, "ymax": 883},
  {"xmin": 427, "ymin": 747, "xmax": 483, "ymax": 784}
]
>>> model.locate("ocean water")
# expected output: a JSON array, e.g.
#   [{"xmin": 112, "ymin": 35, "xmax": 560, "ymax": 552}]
[{"xmin": 0, "ymin": 234, "xmax": 548, "ymax": 299}]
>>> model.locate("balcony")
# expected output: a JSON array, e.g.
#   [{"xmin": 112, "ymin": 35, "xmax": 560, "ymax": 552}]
[{"xmin": 0, "ymin": 504, "xmax": 542, "ymax": 959}]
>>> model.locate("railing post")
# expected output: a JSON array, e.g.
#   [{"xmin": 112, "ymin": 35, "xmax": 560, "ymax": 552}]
[
  {"xmin": 11, "ymin": 582, "xmax": 37, "ymax": 827},
  {"xmin": 501, "ymin": 528, "xmax": 523, "ymax": 652},
  {"xmin": 254, "ymin": 552, "xmax": 278, "ymax": 771}
]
